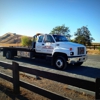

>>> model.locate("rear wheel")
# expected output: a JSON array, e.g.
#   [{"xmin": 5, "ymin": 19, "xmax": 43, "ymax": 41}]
[
  {"xmin": 6, "ymin": 51, "xmax": 13, "ymax": 59},
  {"xmin": 54, "ymin": 56, "xmax": 67, "ymax": 70}
]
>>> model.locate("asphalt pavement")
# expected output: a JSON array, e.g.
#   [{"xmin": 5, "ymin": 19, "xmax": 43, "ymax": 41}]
[{"xmin": 0, "ymin": 52, "xmax": 100, "ymax": 79}]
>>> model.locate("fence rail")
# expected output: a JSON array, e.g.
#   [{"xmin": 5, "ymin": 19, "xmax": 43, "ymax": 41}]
[
  {"xmin": 86, "ymin": 45, "xmax": 100, "ymax": 50},
  {"xmin": 0, "ymin": 61, "xmax": 100, "ymax": 99}
]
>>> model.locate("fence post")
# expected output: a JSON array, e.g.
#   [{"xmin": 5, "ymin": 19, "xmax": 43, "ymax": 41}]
[
  {"xmin": 12, "ymin": 61, "xmax": 20, "ymax": 94},
  {"xmin": 95, "ymin": 78, "xmax": 100, "ymax": 99},
  {"xmin": 94, "ymin": 45, "xmax": 95, "ymax": 50}
]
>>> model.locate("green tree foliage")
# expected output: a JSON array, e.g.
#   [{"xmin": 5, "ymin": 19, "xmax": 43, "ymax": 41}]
[
  {"xmin": 50, "ymin": 25, "xmax": 71, "ymax": 39},
  {"xmin": 21, "ymin": 36, "xmax": 32, "ymax": 47},
  {"xmin": 74, "ymin": 26, "xmax": 94, "ymax": 45},
  {"xmin": 70, "ymin": 39, "xmax": 75, "ymax": 42}
]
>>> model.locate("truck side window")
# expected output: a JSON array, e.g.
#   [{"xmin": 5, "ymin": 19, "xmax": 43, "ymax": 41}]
[
  {"xmin": 38, "ymin": 36, "xmax": 43, "ymax": 42},
  {"xmin": 45, "ymin": 35, "xmax": 54, "ymax": 42}
]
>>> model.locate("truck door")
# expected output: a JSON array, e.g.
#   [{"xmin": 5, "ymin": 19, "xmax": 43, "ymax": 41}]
[
  {"xmin": 42, "ymin": 35, "xmax": 55, "ymax": 54},
  {"xmin": 35, "ymin": 35, "xmax": 44, "ymax": 52}
]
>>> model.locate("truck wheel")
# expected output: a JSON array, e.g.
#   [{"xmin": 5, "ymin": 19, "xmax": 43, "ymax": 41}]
[
  {"xmin": 6, "ymin": 51, "xmax": 13, "ymax": 59},
  {"xmin": 75, "ymin": 62, "xmax": 83, "ymax": 66},
  {"xmin": 54, "ymin": 56, "xmax": 67, "ymax": 70}
]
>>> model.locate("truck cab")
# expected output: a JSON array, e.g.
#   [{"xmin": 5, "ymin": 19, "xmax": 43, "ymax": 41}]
[
  {"xmin": 33, "ymin": 34, "xmax": 87, "ymax": 70},
  {"xmin": 35, "ymin": 34, "xmax": 55, "ymax": 54}
]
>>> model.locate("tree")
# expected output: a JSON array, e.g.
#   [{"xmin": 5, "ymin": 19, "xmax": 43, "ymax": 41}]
[
  {"xmin": 74, "ymin": 26, "xmax": 94, "ymax": 45},
  {"xmin": 21, "ymin": 36, "xmax": 32, "ymax": 47},
  {"xmin": 50, "ymin": 25, "xmax": 71, "ymax": 39},
  {"xmin": 70, "ymin": 39, "xmax": 75, "ymax": 42}
]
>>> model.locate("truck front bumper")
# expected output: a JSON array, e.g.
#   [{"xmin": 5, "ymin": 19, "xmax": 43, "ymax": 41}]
[{"xmin": 67, "ymin": 55, "xmax": 88, "ymax": 64}]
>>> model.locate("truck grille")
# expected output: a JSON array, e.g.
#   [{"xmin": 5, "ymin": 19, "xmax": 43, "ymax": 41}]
[{"xmin": 78, "ymin": 47, "xmax": 85, "ymax": 55}]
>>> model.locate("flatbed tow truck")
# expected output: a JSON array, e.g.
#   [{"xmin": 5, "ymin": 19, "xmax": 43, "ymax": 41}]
[{"xmin": 1, "ymin": 34, "xmax": 87, "ymax": 70}]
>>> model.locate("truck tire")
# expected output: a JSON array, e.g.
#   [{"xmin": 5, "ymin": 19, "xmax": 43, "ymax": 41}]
[
  {"xmin": 74, "ymin": 62, "xmax": 83, "ymax": 66},
  {"xmin": 54, "ymin": 56, "xmax": 67, "ymax": 70},
  {"xmin": 6, "ymin": 51, "xmax": 13, "ymax": 59}
]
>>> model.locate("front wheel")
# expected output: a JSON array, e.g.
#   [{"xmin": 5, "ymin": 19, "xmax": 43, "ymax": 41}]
[{"xmin": 54, "ymin": 56, "xmax": 67, "ymax": 70}]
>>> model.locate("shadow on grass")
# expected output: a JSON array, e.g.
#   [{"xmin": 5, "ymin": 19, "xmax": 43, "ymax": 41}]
[{"xmin": 0, "ymin": 84, "xmax": 29, "ymax": 100}]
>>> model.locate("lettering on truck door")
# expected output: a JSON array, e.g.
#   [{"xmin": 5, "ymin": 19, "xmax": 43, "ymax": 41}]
[{"xmin": 42, "ymin": 35, "xmax": 55, "ymax": 54}]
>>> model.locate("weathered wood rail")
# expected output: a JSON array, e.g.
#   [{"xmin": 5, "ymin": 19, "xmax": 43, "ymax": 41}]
[
  {"xmin": 86, "ymin": 45, "xmax": 100, "ymax": 50},
  {"xmin": 0, "ymin": 61, "xmax": 100, "ymax": 100}
]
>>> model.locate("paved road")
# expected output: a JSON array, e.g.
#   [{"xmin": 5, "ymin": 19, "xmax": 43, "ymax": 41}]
[{"xmin": 0, "ymin": 52, "xmax": 100, "ymax": 79}]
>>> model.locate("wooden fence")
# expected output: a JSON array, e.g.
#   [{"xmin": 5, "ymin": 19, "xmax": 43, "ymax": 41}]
[
  {"xmin": 0, "ymin": 61, "xmax": 100, "ymax": 100},
  {"xmin": 86, "ymin": 45, "xmax": 100, "ymax": 50}
]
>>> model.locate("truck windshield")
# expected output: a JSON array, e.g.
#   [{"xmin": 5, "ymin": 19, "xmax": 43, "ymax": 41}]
[{"xmin": 53, "ymin": 35, "xmax": 69, "ymax": 42}]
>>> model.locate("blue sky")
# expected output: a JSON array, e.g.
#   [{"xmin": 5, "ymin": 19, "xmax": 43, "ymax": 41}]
[{"xmin": 0, "ymin": 0, "xmax": 100, "ymax": 42}]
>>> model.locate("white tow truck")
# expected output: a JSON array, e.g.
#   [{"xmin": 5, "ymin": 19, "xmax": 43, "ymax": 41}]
[{"xmin": 2, "ymin": 34, "xmax": 87, "ymax": 70}]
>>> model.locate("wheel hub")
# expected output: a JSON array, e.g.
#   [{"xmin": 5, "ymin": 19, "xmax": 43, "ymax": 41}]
[{"xmin": 56, "ymin": 59, "xmax": 63, "ymax": 68}]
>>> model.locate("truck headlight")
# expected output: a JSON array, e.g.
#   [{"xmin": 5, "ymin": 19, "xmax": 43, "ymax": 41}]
[{"xmin": 70, "ymin": 52, "xmax": 74, "ymax": 56}]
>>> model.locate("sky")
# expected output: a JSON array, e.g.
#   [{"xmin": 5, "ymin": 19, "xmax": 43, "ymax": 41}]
[{"xmin": 0, "ymin": 0, "xmax": 100, "ymax": 42}]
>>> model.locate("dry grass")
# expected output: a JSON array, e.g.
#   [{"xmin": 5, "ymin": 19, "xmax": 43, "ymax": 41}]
[
  {"xmin": 0, "ymin": 74, "xmax": 95, "ymax": 100},
  {"xmin": 87, "ymin": 49, "xmax": 100, "ymax": 55},
  {"xmin": 0, "ymin": 43, "xmax": 22, "ymax": 47}
]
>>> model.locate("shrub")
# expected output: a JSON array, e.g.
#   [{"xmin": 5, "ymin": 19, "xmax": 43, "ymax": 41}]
[{"xmin": 21, "ymin": 36, "xmax": 32, "ymax": 47}]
